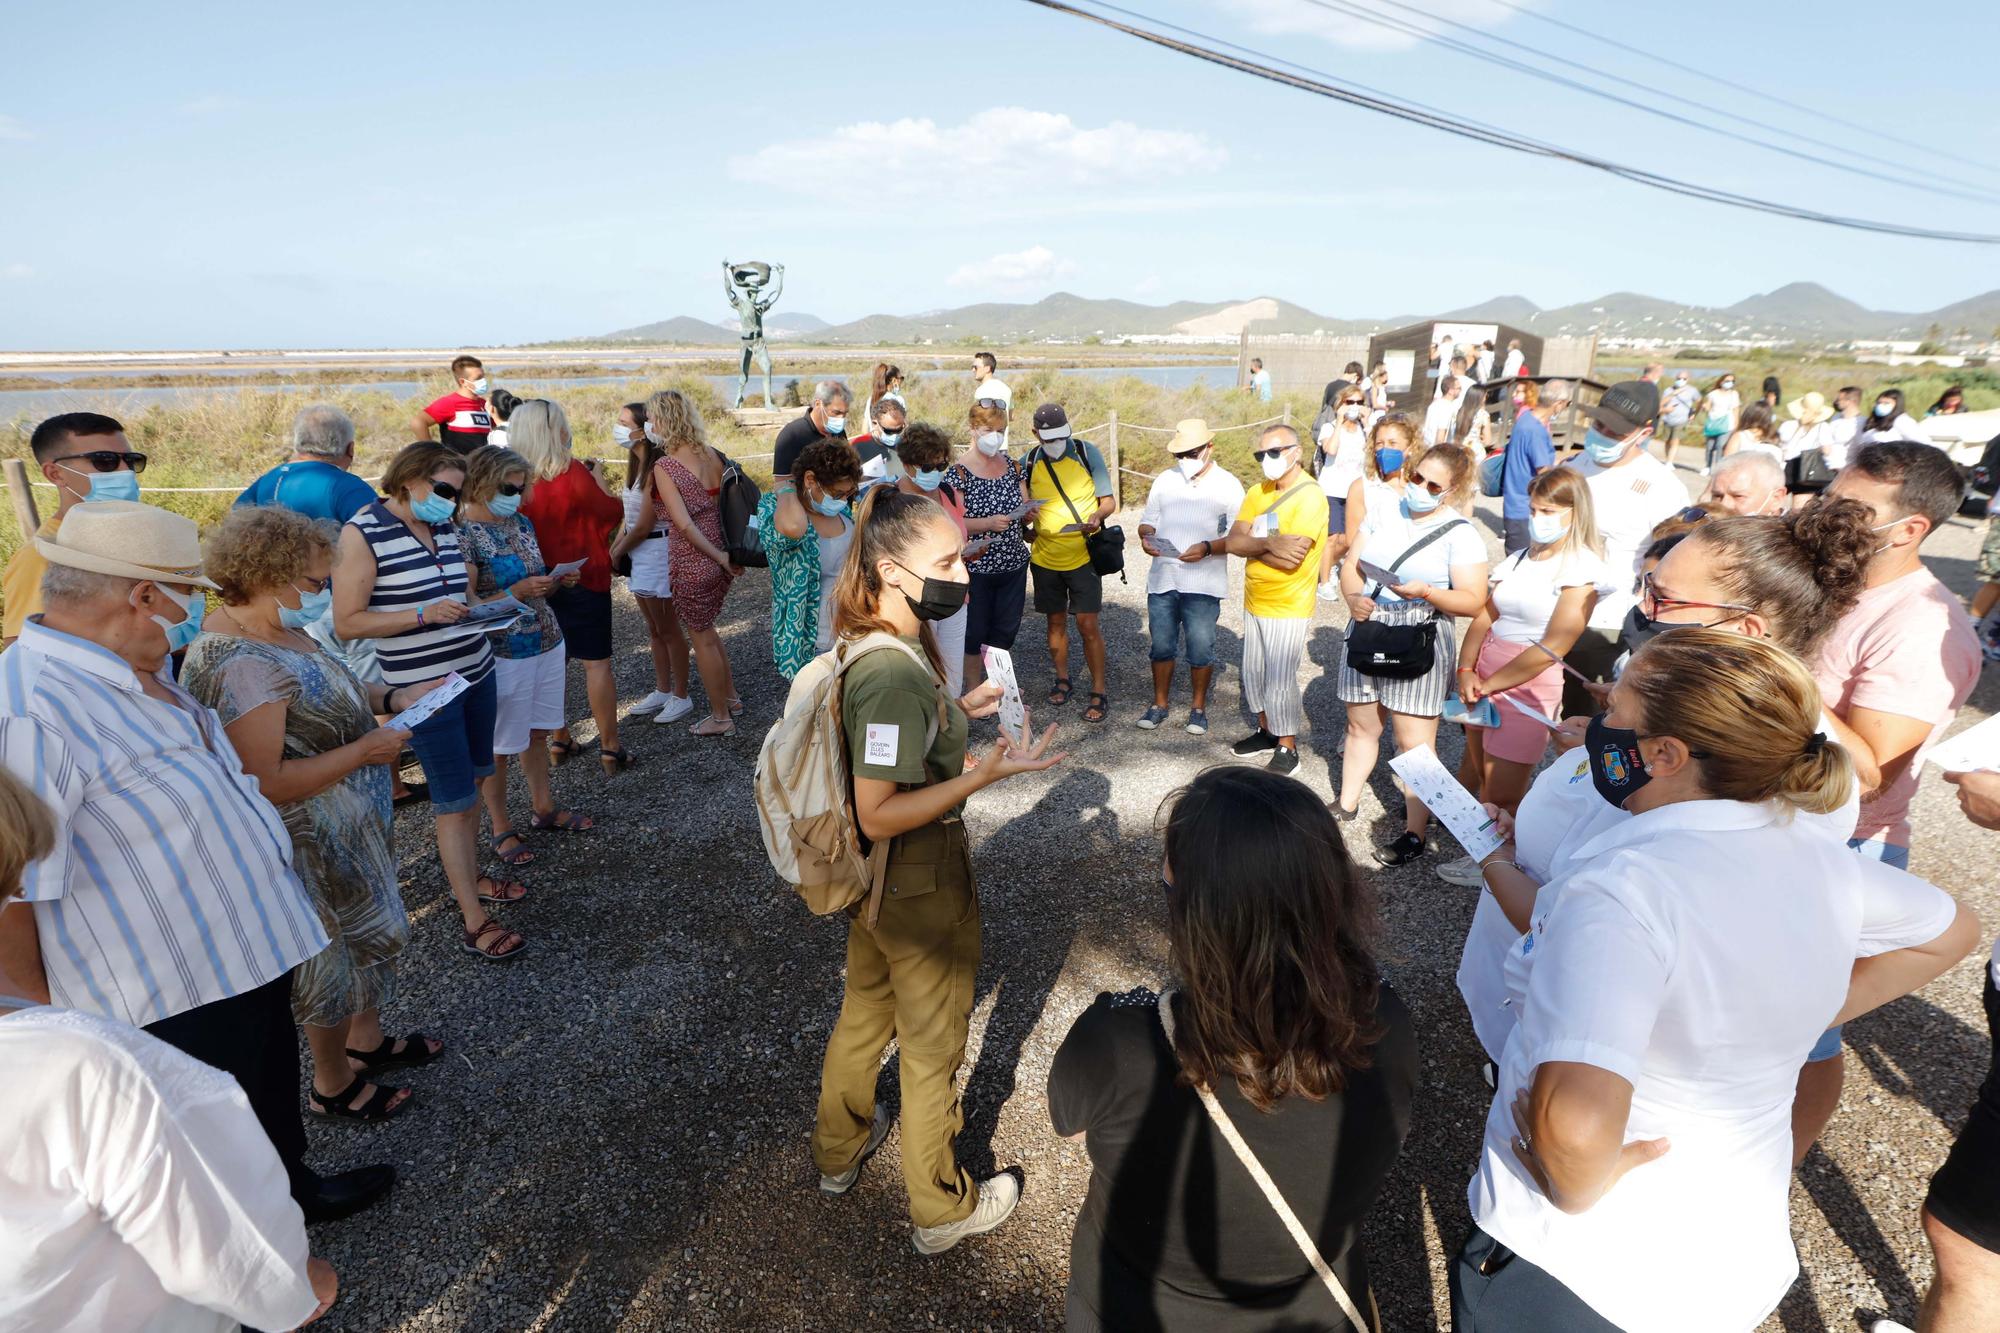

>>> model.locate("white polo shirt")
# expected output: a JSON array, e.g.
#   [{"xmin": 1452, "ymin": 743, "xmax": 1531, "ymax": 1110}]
[
  {"xmin": 1139, "ymin": 462, "xmax": 1245, "ymax": 599},
  {"xmin": 1566, "ymin": 451, "xmax": 1687, "ymax": 629},
  {"xmin": 1467, "ymin": 797, "xmax": 1956, "ymax": 1333}
]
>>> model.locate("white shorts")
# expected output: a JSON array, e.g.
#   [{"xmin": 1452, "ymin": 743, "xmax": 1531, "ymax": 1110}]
[
  {"xmin": 492, "ymin": 644, "xmax": 567, "ymax": 755},
  {"xmin": 628, "ymin": 535, "xmax": 671, "ymax": 599}
]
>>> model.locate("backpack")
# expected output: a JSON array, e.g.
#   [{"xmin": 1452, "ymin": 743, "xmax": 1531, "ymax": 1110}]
[
  {"xmin": 718, "ymin": 452, "xmax": 767, "ymax": 567},
  {"xmin": 753, "ymin": 633, "xmax": 943, "ymax": 928},
  {"xmin": 1971, "ymin": 432, "xmax": 2000, "ymax": 497},
  {"xmin": 1478, "ymin": 451, "xmax": 1506, "ymax": 498}
]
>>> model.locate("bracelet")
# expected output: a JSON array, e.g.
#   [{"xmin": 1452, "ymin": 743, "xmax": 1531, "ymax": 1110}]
[
  {"xmin": 1456, "ymin": 667, "xmax": 1477, "ymax": 674},
  {"xmin": 384, "ymin": 686, "xmax": 402, "ymax": 714},
  {"xmin": 1482, "ymin": 858, "xmax": 1524, "ymax": 878},
  {"xmin": 415, "ymin": 606, "xmax": 426, "ymax": 627}
]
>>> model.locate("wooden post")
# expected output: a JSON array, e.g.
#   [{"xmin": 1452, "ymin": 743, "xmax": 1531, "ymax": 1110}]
[
  {"xmin": 1106, "ymin": 410, "xmax": 1122, "ymax": 510},
  {"xmin": 3, "ymin": 459, "xmax": 40, "ymax": 540},
  {"xmin": 1237, "ymin": 330, "xmax": 1250, "ymax": 389},
  {"xmin": 1281, "ymin": 405, "xmax": 1293, "ymax": 429}
]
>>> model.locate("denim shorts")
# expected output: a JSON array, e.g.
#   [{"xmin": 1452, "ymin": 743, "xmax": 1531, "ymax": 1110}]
[
  {"xmin": 407, "ymin": 669, "xmax": 498, "ymax": 815},
  {"xmin": 1147, "ymin": 590, "xmax": 1221, "ymax": 668}
]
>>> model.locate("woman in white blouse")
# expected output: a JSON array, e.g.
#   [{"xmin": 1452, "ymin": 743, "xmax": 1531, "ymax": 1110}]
[
  {"xmin": 1857, "ymin": 387, "xmax": 1937, "ymax": 448},
  {"xmin": 1453, "ymin": 630, "xmax": 1977, "ymax": 1333}
]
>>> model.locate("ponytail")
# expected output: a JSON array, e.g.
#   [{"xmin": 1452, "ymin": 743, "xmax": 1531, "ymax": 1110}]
[
  {"xmin": 830, "ymin": 486, "xmax": 948, "ymax": 679},
  {"xmin": 1682, "ymin": 496, "xmax": 1876, "ymax": 659},
  {"xmin": 1776, "ymin": 732, "xmax": 1858, "ymax": 818}
]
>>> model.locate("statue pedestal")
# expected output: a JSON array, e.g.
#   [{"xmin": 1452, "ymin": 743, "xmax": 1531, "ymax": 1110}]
[{"xmin": 727, "ymin": 406, "xmax": 805, "ymax": 433}]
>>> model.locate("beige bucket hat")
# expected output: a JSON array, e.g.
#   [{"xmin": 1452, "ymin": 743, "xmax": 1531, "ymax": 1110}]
[
  {"xmin": 1166, "ymin": 418, "xmax": 1217, "ymax": 455},
  {"xmin": 35, "ymin": 500, "xmax": 221, "ymax": 590},
  {"xmin": 1787, "ymin": 391, "xmax": 1834, "ymax": 428}
]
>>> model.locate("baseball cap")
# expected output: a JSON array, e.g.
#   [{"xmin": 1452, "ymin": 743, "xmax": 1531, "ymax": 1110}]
[
  {"xmin": 1579, "ymin": 379, "xmax": 1661, "ymax": 438},
  {"xmin": 1032, "ymin": 403, "xmax": 1071, "ymax": 441}
]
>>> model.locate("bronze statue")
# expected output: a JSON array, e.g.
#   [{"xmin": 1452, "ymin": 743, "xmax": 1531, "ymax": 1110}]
[{"xmin": 723, "ymin": 259, "xmax": 785, "ymax": 409}]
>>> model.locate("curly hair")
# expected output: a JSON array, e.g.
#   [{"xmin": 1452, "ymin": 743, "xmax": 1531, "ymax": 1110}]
[
  {"xmin": 645, "ymin": 388, "xmax": 708, "ymax": 454},
  {"xmin": 203, "ymin": 504, "xmax": 338, "ymax": 606},
  {"xmin": 794, "ymin": 438, "xmax": 863, "ymax": 491},
  {"xmin": 895, "ymin": 422, "xmax": 954, "ymax": 473}
]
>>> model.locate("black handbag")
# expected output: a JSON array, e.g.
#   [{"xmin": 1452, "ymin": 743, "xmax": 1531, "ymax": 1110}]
[
  {"xmin": 1344, "ymin": 520, "xmax": 1467, "ymax": 680},
  {"xmin": 1040, "ymin": 446, "xmax": 1125, "ymax": 581}
]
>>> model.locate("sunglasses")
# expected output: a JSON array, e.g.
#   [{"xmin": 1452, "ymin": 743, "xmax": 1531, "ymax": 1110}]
[
  {"xmin": 1252, "ymin": 446, "xmax": 1294, "ymax": 461},
  {"xmin": 428, "ymin": 480, "xmax": 461, "ymax": 501},
  {"xmin": 1414, "ymin": 477, "xmax": 1450, "ymax": 495},
  {"xmin": 496, "ymin": 482, "xmax": 524, "ymax": 497},
  {"xmin": 56, "ymin": 450, "xmax": 148, "ymax": 474},
  {"xmin": 294, "ymin": 576, "xmax": 332, "ymax": 595}
]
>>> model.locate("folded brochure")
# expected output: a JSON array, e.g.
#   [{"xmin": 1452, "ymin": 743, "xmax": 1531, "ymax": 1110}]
[
  {"xmin": 1386, "ymin": 745, "xmax": 1505, "ymax": 862},
  {"xmin": 981, "ymin": 647, "xmax": 1027, "ymax": 742},
  {"xmin": 1926, "ymin": 711, "xmax": 2000, "ymax": 773},
  {"xmin": 386, "ymin": 672, "xmax": 469, "ymax": 732}
]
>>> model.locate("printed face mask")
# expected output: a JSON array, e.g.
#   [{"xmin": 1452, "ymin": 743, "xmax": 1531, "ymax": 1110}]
[{"xmin": 1585, "ymin": 712, "xmax": 1651, "ymax": 810}]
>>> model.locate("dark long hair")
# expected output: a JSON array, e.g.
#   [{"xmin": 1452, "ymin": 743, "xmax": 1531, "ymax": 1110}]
[
  {"xmin": 621, "ymin": 401, "xmax": 657, "ymax": 491},
  {"xmin": 1163, "ymin": 767, "xmax": 1383, "ymax": 1112},
  {"xmin": 830, "ymin": 486, "xmax": 948, "ymax": 677}
]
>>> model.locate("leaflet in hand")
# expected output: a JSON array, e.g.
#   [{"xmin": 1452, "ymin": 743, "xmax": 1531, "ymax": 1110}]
[
  {"xmin": 547, "ymin": 557, "xmax": 588, "ymax": 578},
  {"xmin": 1149, "ymin": 536, "xmax": 1182, "ymax": 558},
  {"xmin": 982, "ymin": 647, "xmax": 1027, "ymax": 742},
  {"xmin": 1387, "ymin": 745, "xmax": 1506, "ymax": 862},
  {"xmin": 1356, "ymin": 558, "xmax": 1401, "ymax": 587},
  {"xmin": 997, "ymin": 500, "xmax": 1036, "ymax": 521},
  {"xmin": 386, "ymin": 672, "xmax": 468, "ymax": 732},
  {"xmin": 1056, "ymin": 522, "xmax": 1087, "ymax": 535},
  {"xmin": 463, "ymin": 595, "xmax": 533, "ymax": 624},
  {"xmin": 1443, "ymin": 695, "xmax": 1501, "ymax": 729},
  {"xmin": 1501, "ymin": 694, "xmax": 1562, "ymax": 730},
  {"xmin": 1926, "ymin": 711, "xmax": 2000, "ymax": 773}
]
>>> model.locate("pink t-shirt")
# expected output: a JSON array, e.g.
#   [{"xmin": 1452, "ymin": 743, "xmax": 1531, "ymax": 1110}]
[{"xmin": 1812, "ymin": 565, "xmax": 1980, "ymax": 846}]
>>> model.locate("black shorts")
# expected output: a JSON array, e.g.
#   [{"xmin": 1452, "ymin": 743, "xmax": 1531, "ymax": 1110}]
[
  {"xmin": 1926, "ymin": 972, "xmax": 2000, "ymax": 1254},
  {"xmin": 547, "ymin": 585, "xmax": 613, "ymax": 662},
  {"xmin": 1031, "ymin": 562, "xmax": 1103, "ymax": 615},
  {"xmin": 966, "ymin": 567, "xmax": 1027, "ymax": 651}
]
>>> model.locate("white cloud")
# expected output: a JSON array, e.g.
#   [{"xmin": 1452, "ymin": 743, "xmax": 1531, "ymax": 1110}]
[
  {"xmin": 0, "ymin": 115, "xmax": 31, "ymax": 142},
  {"xmin": 1134, "ymin": 274, "xmax": 1164, "ymax": 295},
  {"xmin": 947, "ymin": 246, "xmax": 1080, "ymax": 292},
  {"xmin": 729, "ymin": 107, "xmax": 1226, "ymax": 197},
  {"xmin": 1217, "ymin": 0, "xmax": 1533, "ymax": 52},
  {"xmin": 1, "ymin": 263, "xmax": 32, "ymax": 280}
]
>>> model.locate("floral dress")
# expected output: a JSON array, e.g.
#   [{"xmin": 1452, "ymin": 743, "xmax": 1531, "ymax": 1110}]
[
  {"xmin": 950, "ymin": 458, "xmax": 1031, "ymax": 575},
  {"xmin": 458, "ymin": 514, "xmax": 563, "ymax": 662},
  {"xmin": 180, "ymin": 633, "xmax": 407, "ymax": 1027},
  {"xmin": 757, "ymin": 486, "xmax": 820, "ymax": 678},
  {"xmin": 657, "ymin": 453, "xmax": 734, "ymax": 632}
]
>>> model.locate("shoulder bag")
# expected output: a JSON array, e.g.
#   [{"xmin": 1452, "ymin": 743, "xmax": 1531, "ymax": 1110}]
[
  {"xmin": 1040, "ymin": 442, "xmax": 1125, "ymax": 581},
  {"xmin": 1344, "ymin": 519, "xmax": 1467, "ymax": 680},
  {"xmin": 1157, "ymin": 990, "xmax": 1376, "ymax": 1331}
]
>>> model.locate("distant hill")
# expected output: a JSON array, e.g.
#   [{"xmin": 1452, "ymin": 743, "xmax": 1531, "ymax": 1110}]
[{"xmin": 585, "ymin": 283, "xmax": 2000, "ymax": 347}]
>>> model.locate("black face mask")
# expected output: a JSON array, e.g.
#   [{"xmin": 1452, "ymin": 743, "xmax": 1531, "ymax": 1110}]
[
  {"xmin": 1620, "ymin": 603, "xmax": 1671, "ymax": 658},
  {"xmin": 892, "ymin": 562, "xmax": 969, "ymax": 622},
  {"xmin": 1584, "ymin": 712, "xmax": 1652, "ymax": 810}
]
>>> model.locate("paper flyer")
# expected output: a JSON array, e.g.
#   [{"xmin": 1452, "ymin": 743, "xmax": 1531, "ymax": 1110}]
[
  {"xmin": 547, "ymin": 557, "xmax": 588, "ymax": 578},
  {"xmin": 1926, "ymin": 712, "xmax": 2000, "ymax": 773},
  {"xmin": 1356, "ymin": 558, "xmax": 1401, "ymax": 587},
  {"xmin": 1148, "ymin": 536, "xmax": 1182, "ymax": 558},
  {"xmin": 463, "ymin": 595, "xmax": 532, "ymax": 623},
  {"xmin": 1501, "ymin": 694, "xmax": 1563, "ymax": 730},
  {"xmin": 1387, "ymin": 745, "xmax": 1506, "ymax": 862},
  {"xmin": 386, "ymin": 672, "xmax": 468, "ymax": 732},
  {"xmin": 981, "ymin": 647, "xmax": 1027, "ymax": 741}
]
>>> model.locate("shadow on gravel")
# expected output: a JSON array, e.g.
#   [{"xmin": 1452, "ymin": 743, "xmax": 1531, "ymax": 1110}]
[{"xmin": 1847, "ymin": 994, "xmax": 1987, "ymax": 1132}]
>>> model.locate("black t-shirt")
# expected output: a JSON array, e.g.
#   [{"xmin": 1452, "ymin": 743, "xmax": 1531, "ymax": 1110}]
[
  {"xmin": 774, "ymin": 413, "xmax": 845, "ymax": 479},
  {"xmin": 1048, "ymin": 983, "xmax": 1418, "ymax": 1331}
]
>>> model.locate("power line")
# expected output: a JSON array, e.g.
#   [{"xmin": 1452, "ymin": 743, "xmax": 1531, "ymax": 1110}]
[
  {"xmin": 1483, "ymin": 0, "xmax": 2000, "ymax": 178},
  {"xmin": 1300, "ymin": 0, "xmax": 2000, "ymax": 204},
  {"xmin": 1016, "ymin": 0, "xmax": 2000, "ymax": 245}
]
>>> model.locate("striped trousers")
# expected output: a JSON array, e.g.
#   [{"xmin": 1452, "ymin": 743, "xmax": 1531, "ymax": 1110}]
[{"xmin": 1242, "ymin": 612, "xmax": 1311, "ymax": 738}]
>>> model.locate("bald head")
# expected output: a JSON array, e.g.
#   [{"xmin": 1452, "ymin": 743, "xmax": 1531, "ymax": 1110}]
[{"xmin": 1705, "ymin": 452, "xmax": 1788, "ymax": 516}]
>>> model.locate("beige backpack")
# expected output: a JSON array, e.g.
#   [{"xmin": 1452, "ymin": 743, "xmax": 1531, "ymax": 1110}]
[{"xmin": 753, "ymin": 632, "xmax": 940, "ymax": 927}]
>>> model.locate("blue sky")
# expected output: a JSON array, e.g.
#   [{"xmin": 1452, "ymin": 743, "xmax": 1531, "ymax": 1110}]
[{"xmin": 4, "ymin": 0, "xmax": 1997, "ymax": 349}]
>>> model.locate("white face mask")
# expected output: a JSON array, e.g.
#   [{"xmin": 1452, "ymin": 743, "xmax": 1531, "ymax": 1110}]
[
  {"xmin": 643, "ymin": 423, "xmax": 663, "ymax": 446},
  {"xmin": 1527, "ymin": 512, "xmax": 1569, "ymax": 545},
  {"xmin": 612, "ymin": 424, "xmax": 635, "ymax": 446},
  {"xmin": 1260, "ymin": 449, "xmax": 1293, "ymax": 482},
  {"xmin": 975, "ymin": 431, "xmax": 1007, "ymax": 457},
  {"xmin": 1339, "ymin": 405, "xmax": 1365, "ymax": 421},
  {"xmin": 470, "ymin": 377, "xmax": 489, "ymax": 395},
  {"xmin": 1042, "ymin": 436, "xmax": 1069, "ymax": 460},
  {"xmin": 1176, "ymin": 450, "xmax": 1208, "ymax": 479}
]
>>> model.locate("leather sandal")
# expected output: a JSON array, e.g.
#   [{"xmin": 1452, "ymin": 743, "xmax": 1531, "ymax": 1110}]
[
  {"xmin": 462, "ymin": 918, "xmax": 527, "ymax": 961},
  {"xmin": 309, "ymin": 1077, "xmax": 412, "ymax": 1124}
]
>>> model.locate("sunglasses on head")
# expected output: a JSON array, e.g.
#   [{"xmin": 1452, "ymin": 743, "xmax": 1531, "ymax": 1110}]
[
  {"xmin": 428, "ymin": 480, "xmax": 461, "ymax": 501},
  {"xmin": 57, "ymin": 450, "xmax": 148, "ymax": 474},
  {"xmin": 1252, "ymin": 445, "xmax": 1294, "ymax": 461}
]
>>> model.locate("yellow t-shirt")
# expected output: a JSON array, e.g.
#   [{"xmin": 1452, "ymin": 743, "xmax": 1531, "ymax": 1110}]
[
  {"xmin": 1236, "ymin": 479, "xmax": 1329, "ymax": 619},
  {"xmin": 1027, "ymin": 448, "xmax": 1108, "ymax": 573},
  {"xmin": 1, "ymin": 509, "xmax": 60, "ymax": 640}
]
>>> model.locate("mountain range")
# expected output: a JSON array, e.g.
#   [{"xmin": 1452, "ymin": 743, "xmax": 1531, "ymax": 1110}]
[{"xmin": 591, "ymin": 282, "xmax": 2000, "ymax": 347}]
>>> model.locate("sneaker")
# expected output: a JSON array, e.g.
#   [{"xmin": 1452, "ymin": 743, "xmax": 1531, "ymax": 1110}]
[
  {"xmin": 1267, "ymin": 745, "xmax": 1300, "ymax": 776},
  {"xmin": 653, "ymin": 694, "xmax": 694, "ymax": 724},
  {"xmin": 1135, "ymin": 705, "xmax": 1170, "ymax": 730},
  {"xmin": 1375, "ymin": 831, "xmax": 1429, "ymax": 867},
  {"xmin": 818, "ymin": 1104, "xmax": 892, "ymax": 1195},
  {"xmin": 912, "ymin": 1173, "xmax": 1021, "ymax": 1255},
  {"xmin": 1869, "ymin": 1322, "xmax": 1915, "ymax": 1333},
  {"xmin": 1185, "ymin": 708, "xmax": 1209, "ymax": 736},
  {"xmin": 1231, "ymin": 729, "xmax": 1279, "ymax": 757},
  {"xmin": 630, "ymin": 690, "xmax": 672, "ymax": 716},
  {"xmin": 1436, "ymin": 855, "xmax": 1484, "ymax": 887}
]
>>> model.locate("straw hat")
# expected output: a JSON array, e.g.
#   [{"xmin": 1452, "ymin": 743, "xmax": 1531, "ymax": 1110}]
[
  {"xmin": 1787, "ymin": 391, "xmax": 1833, "ymax": 427},
  {"xmin": 1166, "ymin": 418, "xmax": 1217, "ymax": 455},
  {"xmin": 35, "ymin": 500, "xmax": 221, "ymax": 590}
]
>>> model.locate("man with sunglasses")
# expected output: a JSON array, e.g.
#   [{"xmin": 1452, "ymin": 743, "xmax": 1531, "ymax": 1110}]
[
  {"xmin": 4, "ymin": 412, "xmax": 146, "ymax": 646},
  {"xmin": 1562, "ymin": 379, "xmax": 1686, "ymax": 716},
  {"xmin": 1224, "ymin": 425, "xmax": 1329, "ymax": 775}
]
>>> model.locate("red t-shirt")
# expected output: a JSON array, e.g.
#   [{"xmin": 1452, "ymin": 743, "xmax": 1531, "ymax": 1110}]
[
  {"xmin": 520, "ymin": 460, "xmax": 625, "ymax": 592},
  {"xmin": 424, "ymin": 392, "xmax": 493, "ymax": 450}
]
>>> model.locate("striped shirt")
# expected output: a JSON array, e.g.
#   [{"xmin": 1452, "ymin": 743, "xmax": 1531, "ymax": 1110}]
[
  {"xmin": 347, "ymin": 501, "xmax": 495, "ymax": 687},
  {"xmin": 0, "ymin": 620, "xmax": 329, "ymax": 1029}
]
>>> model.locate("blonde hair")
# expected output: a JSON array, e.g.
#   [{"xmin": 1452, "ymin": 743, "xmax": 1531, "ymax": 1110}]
[
  {"xmin": 203, "ymin": 505, "xmax": 338, "ymax": 606},
  {"xmin": 1525, "ymin": 467, "xmax": 1605, "ymax": 560},
  {"xmin": 508, "ymin": 399, "xmax": 573, "ymax": 481},
  {"xmin": 645, "ymin": 388, "xmax": 708, "ymax": 454},
  {"xmin": 1624, "ymin": 629, "xmax": 1854, "ymax": 815},
  {"xmin": 462, "ymin": 447, "xmax": 532, "ymax": 510},
  {"xmin": 1414, "ymin": 442, "xmax": 1474, "ymax": 506},
  {"xmin": 0, "ymin": 769, "xmax": 56, "ymax": 903}
]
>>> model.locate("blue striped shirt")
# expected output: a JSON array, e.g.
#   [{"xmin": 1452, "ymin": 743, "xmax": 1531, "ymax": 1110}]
[
  {"xmin": 0, "ymin": 620, "xmax": 329, "ymax": 1028},
  {"xmin": 347, "ymin": 502, "xmax": 495, "ymax": 687}
]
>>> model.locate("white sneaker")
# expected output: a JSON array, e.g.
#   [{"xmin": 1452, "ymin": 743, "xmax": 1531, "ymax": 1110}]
[
  {"xmin": 630, "ymin": 690, "xmax": 672, "ymax": 715},
  {"xmin": 1436, "ymin": 855, "xmax": 1485, "ymax": 888},
  {"xmin": 1869, "ymin": 1321, "xmax": 1915, "ymax": 1333},
  {"xmin": 819, "ymin": 1104, "xmax": 892, "ymax": 1195},
  {"xmin": 911, "ymin": 1173, "xmax": 1021, "ymax": 1255},
  {"xmin": 653, "ymin": 694, "xmax": 694, "ymax": 724}
]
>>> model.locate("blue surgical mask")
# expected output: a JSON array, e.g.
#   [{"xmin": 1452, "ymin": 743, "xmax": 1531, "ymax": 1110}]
[
  {"xmin": 1583, "ymin": 427, "xmax": 1630, "ymax": 466},
  {"xmin": 912, "ymin": 468, "xmax": 945, "ymax": 492},
  {"xmin": 878, "ymin": 430, "xmax": 903, "ymax": 448},
  {"xmin": 824, "ymin": 414, "xmax": 847, "ymax": 435},
  {"xmin": 62, "ymin": 466, "xmax": 141, "ymax": 504},
  {"xmin": 1528, "ymin": 512, "xmax": 1569, "ymax": 545},
  {"xmin": 470, "ymin": 377, "xmax": 489, "ymax": 395},
  {"xmin": 1403, "ymin": 489, "xmax": 1443, "ymax": 516},
  {"xmin": 1374, "ymin": 446, "xmax": 1405, "ymax": 475},
  {"xmin": 148, "ymin": 583, "xmax": 206, "ymax": 652},
  {"xmin": 412, "ymin": 493, "xmax": 456, "ymax": 524},
  {"xmin": 279, "ymin": 585, "xmax": 333, "ymax": 629},
  {"xmin": 488, "ymin": 492, "xmax": 522, "ymax": 519},
  {"xmin": 1873, "ymin": 401, "xmax": 1894, "ymax": 418},
  {"xmin": 810, "ymin": 491, "xmax": 850, "ymax": 519}
]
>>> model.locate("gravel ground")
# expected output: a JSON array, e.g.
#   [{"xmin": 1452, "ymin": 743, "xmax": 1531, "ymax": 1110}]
[{"xmin": 310, "ymin": 471, "xmax": 1999, "ymax": 1332}]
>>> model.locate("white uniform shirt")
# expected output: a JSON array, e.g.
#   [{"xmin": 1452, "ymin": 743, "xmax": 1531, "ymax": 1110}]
[
  {"xmin": 0, "ymin": 1002, "xmax": 318, "ymax": 1333},
  {"xmin": 1567, "ymin": 452, "xmax": 1687, "ymax": 629},
  {"xmin": 1139, "ymin": 463, "xmax": 1244, "ymax": 599}
]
